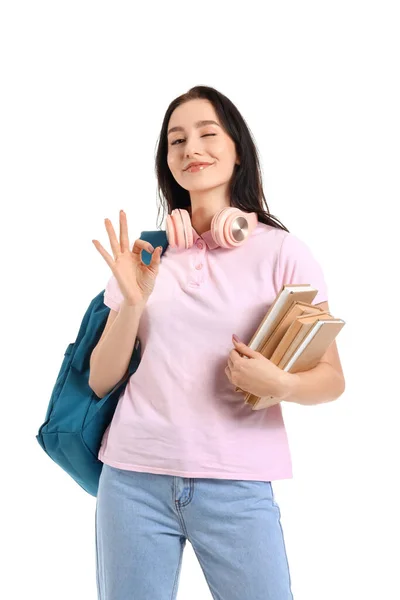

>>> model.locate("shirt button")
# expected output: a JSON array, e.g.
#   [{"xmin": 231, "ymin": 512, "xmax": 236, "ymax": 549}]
[
  {"xmin": 195, "ymin": 263, "xmax": 203, "ymax": 270},
  {"xmin": 196, "ymin": 240, "xmax": 204, "ymax": 249}
]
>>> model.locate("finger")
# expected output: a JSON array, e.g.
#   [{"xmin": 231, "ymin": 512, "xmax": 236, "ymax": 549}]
[
  {"xmin": 151, "ymin": 245, "xmax": 162, "ymax": 264},
  {"xmin": 119, "ymin": 210, "xmax": 130, "ymax": 253},
  {"xmin": 230, "ymin": 350, "xmax": 242, "ymax": 362},
  {"xmin": 104, "ymin": 218, "xmax": 120, "ymax": 258},
  {"xmin": 131, "ymin": 238, "xmax": 156, "ymax": 259},
  {"xmin": 92, "ymin": 239, "xmax": 114, "ymax": 269},
  {"xmin": 146, "ymin": 245, "xmax": 162, "ymax": 273}
]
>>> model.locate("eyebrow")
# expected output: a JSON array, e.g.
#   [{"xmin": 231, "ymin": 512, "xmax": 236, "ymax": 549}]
[{"xmin": 167, "ymin": 120, "xmax": 221, "ymax": 136}]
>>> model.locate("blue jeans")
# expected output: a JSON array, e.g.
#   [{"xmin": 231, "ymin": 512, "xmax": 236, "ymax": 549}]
[{"xmin": 95, "ymin": 464, "xmax": 294, "ymax": 599}]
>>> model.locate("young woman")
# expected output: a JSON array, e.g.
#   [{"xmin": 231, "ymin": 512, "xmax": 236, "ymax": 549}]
[{"xmin": 90, "ymin": 85, "xmax": 345, "ymax": 600}]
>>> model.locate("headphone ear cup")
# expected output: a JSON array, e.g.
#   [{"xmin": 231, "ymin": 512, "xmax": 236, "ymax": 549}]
[
  {"xmin": 210, "ymin": 207, "xmax": 229, "ymax": 247},
  {"xmin": 211, "ymin": 208, "xmax": 258, "ymax": 248},
  {"xmin": 167, "ymin": 209, "xmax": 193, "ymax": 249},
  {"xmin": 180, "ymin": 209, "xmax": 193, "ymax": 249},
  {"xmin": 166, "ymin": 214, "xmax": 177, "ymax": 247}
]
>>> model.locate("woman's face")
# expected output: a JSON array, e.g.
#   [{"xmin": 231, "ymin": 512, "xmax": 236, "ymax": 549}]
[{"xmin": 166, "ymin": 98, "xmax": 240, "ymax": 193}]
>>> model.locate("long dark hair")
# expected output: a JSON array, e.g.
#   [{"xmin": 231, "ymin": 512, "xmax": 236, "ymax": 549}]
[{"xmin": 154, "ymin": 85, "xmax": 289, "ymax": 233}]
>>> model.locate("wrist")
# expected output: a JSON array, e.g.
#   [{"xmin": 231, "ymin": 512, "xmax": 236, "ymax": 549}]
[
  {"xmin": 121, "ymin": 297, "xmax": 147, "ymax": 313},
  {"xmin": 280, "ymin": 371, "xmax": 300, "ymax": 402}
]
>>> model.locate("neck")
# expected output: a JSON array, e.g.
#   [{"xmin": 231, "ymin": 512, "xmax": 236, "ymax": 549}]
[{"xmin": 188, "ymin": 188, "xmax": 231, "ymax": 236}]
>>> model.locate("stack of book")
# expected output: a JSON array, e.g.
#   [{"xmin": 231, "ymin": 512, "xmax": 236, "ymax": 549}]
[{"xmin": 235, "ymin": 284, "xmax": 345, "ymax": 411}]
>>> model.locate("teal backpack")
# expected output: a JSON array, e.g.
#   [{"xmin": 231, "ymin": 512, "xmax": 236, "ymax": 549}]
[{"xmin": 36, "ymin": 230, "xmax": 169, "ymax": 497}]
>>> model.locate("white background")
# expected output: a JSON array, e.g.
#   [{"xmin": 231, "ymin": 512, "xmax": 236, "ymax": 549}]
[{"xmin": 1, "ymin": 1, "xmax": 399, "ymax": 599}]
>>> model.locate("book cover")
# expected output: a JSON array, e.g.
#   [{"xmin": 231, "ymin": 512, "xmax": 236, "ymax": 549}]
[
  {"xmin": 234, "ymin": 284, "xmax": 318, "ymax": 393},
  {"xmin": 246, "ymin": 318, "xmax": 345, "ymax": 410},
  {"xmin": 259, "ymin": 302, "xmax": 326, "ymax": 360}
]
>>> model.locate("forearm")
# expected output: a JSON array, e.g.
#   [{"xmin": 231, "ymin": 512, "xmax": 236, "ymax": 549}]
[
  {"xmin": 283, "ymin": 362, "xmax": 345, "ymax": 406},
  {"xmin": 89, "ymin": 299, "xmax": 145, "ymax": 398}
]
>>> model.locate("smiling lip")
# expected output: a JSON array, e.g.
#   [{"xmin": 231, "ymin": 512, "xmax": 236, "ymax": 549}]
[{"xmin": 185, "ymin": 162, "xmax": 213, "ymax": 172}]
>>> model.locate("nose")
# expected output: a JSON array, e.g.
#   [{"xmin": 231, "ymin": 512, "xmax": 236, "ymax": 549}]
[
  {"xmin": 186, "ymin": 146, "xmax": 201, "ymax": 158},
  {"xmin": 184, "ymin": 135, "xmax": 204, "ymax": 157}
]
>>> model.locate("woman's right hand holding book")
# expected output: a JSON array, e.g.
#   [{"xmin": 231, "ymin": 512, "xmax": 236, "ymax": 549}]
[{"xmin": 92, "ymin": 209, "xmax": 162, "ymax": 308}]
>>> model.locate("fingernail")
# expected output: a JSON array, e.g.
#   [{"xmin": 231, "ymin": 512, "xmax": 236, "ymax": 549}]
[{"xmin": 232, "ymin": 334, "xmax": 240, "ymax": 343}]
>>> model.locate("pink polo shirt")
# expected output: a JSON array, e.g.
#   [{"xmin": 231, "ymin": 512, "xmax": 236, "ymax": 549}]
[{"xmin": 98, "ymin": 221, "xmax": 328, "ymax": 481}]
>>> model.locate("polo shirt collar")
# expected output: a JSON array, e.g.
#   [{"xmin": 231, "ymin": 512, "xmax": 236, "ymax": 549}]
[{"xmin": 191, "ymin": 226, "xmax": 220, "ymax": 250}]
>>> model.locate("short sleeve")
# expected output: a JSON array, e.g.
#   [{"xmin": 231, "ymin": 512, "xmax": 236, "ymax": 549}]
[
  {"xmin": 103, "ymin": 274, "xmax": 124, "ymax": 312},
  {"xmin": 274, "ymin": 232, "xmax": 328, "ymax": 305}
]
